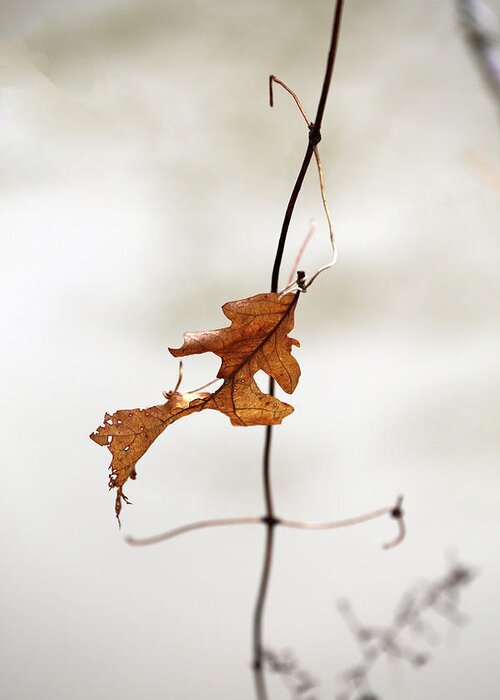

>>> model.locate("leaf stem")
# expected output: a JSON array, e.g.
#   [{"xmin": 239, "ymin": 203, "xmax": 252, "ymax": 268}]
[{"xmin": 253, "ymin": 0, "xmax": 345, "ymax": 674}]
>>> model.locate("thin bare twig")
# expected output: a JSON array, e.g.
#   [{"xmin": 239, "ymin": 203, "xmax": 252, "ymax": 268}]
[
  {"xmin": 253, "ymin": 412, "xmax": 278, "ymax": 671},
  {"xmin": 270, "ymin": 74, "xmax": 337, "ymax": 294},
  {"xmin": 269, "ymin": 0, "xmax": 344, "ymax": 295},
  {"xmin": 126, "ymin": 516, "xmax": 262, "ymax": 547},
  {"xmin": 384, "ymin": 494, "xmax": 405, "ymax": 549},
  {"xmin": 280, "ymin": 495, "xmax": 406, "ymax": 550},
  {"xmin": 287, "ymin": 220, "xmax": 317, "ymax": 286},
  {"xmin": 270, "ymin": 74, "xmax": 311, "ymax": 124},
  {"xmin": 187, "ymin": 376, "xmax": 221, "ymax": 393},
  {"xmin": 163, "ymin": 361, "xmax": 221, "ymax": 398},
  {"xmin": 162, "ymin": 361, "xmax": 184, "ymax": 399},
  {"xmin": 125, "ymin": 496, "xmax": 404, "ymax": 550},
  {"xmin": 253, "ymin": 664, "xmax": 270, "ymax": 700}
]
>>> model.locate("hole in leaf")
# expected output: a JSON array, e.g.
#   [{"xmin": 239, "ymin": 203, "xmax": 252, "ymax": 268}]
[{"xmin": 253, "ymin": 370, "xmax": 269, "ymax": 393}]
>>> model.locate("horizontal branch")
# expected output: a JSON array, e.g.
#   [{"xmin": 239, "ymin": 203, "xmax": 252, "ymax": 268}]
[
  {"xmin": 280, "ymin": 496, "xmax": 405, "ymax": 550},
  {"xmin": 280, "ymin": 508, "xmax": 389, "ymax": 530},
  {"xmin": 125, "ymin": 496, "xmax": 405, "ymax": 550},
  {"xmin": 126, "ymin": 516, "xmax": 262, "ymax": 546}
]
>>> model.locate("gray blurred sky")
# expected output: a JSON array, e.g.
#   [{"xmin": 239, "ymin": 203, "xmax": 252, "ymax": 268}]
[{"xmin": 1, "ymin": 1, "xmax": 499, "ymax": 699}]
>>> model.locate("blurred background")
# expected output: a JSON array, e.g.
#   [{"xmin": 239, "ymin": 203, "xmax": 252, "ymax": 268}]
[{"xmin": 1, "ymin": 0, "xmax": 499, "ymax": 698}]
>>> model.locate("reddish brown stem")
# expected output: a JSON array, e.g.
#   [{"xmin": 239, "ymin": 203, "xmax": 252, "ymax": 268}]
[{"xmin": 286, "ymin": 220, "xmax": 317, "ymax": 286}]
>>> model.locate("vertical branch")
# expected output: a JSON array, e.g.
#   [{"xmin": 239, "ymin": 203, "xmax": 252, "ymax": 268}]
[
  {"xmin": 252, "ymin": 0, "xmax": 346, "ymax": 673},
  {"xmin": 270, "ymin": 0, "xmax": 345, "ymax": 294},
  {"xmin": 253, "ymin": 414, "xmax": 276, "ymax": 672}
]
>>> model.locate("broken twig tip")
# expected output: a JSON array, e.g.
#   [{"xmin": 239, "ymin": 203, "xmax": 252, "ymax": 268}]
[{"xmin": 383, "ymin": 495, "xmax": 406, "ymax": 550}]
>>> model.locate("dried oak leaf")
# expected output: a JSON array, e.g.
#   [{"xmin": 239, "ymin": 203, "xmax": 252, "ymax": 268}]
[
  {"xmin": 90, "ymin": 292, "xmax": 300, "ymax": 520},
  {"xmin": 89, "ymin": 391, "xmax": 209, "ymax": 522},
  {"xmin": 170, "ymin": 292, "xmax": 300, "ymax": 425}
]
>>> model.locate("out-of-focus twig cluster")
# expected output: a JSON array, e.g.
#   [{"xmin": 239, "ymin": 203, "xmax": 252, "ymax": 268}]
[
  {"xmin": 263, "ymin": 648, "xmax": 318, "ymax": 700},
  {"xmin": 260, "ymin": 562, "xmax": 475, "ymax": 700},
  {"xmin": 335, "ymin": 561, "xmax": 476, "ymax": 700}
]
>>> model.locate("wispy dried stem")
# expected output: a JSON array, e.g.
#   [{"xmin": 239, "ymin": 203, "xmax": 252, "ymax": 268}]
[
  {"xmin": 287, "ymin": 220, "xmax": 317, "ymax": 286},
  {"xmin": 269, "ymin": 74, "xmax": 337, "ymax": 295}
]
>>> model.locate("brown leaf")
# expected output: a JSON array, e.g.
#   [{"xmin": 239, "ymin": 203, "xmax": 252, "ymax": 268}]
[
  {"xmin": 170, "ymin": 292, "xmax": 300, "ymax": 425},
  {"xmin": 90, "ymin": 291, "xmax": 300, "ymax": 520},
  {"xmin": 89, "ymin": 391, "xmax": 209, "ymax": 522}
]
